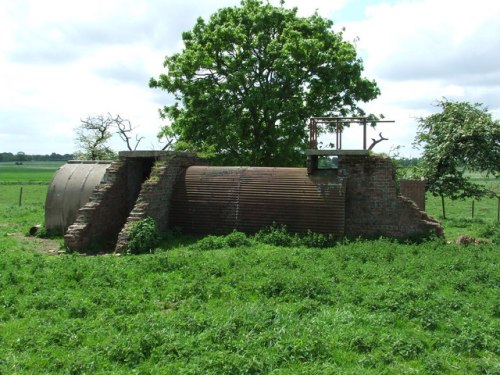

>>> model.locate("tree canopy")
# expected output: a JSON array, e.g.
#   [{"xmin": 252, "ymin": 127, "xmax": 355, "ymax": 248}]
[
  {"xmin": 150, "ymin": 0, "xmax": 380, "ymax": 166},
  {"xmin": 414, "ymin": 99, "xmax": 500, "ymax": 218}
]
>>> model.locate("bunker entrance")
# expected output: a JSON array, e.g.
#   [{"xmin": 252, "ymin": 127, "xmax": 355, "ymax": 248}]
[
  {"xmin": 125, "ymin": 156, "xmax": 154, "ymax": 210},
  {"xmin": 99, "ymin": 155, "xmax": 156, "ymax": 250}
]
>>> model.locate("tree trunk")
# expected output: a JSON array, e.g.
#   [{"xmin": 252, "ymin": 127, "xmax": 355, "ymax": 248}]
[{"xmin": 441, "ymin": 194, "xmax": 446, "ymax": 219}]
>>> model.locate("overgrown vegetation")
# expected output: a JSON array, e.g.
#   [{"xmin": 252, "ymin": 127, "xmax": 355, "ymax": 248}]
[
  {"xmin": 1, "ymin": 234, "xmax": 498, "ymax": 373},
  {"xmin": 188, "ymin": 226, "xmax": 338, "ymax": 251},
  {"xmin": 254, "ymin": 224, "xmax": 338, "ymax": 248},
  {"xmin": 0, "ymin": 161, "xmax": 499, "ymax": 373},
  {"xmin": 126, "ymin": 217, "xmax": 160, "ymax": 255}
]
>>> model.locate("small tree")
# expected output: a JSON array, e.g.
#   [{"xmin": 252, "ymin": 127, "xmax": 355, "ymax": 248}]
[
  {"xmin": 75, "ymin": 115, "xmax": 116, "ymax": 160},
  {"xmin": 74, "ymin": 113, "xmax": 144, "ymax": 160},
  {"xmin": 15, "ymin": 151, "xmax": 28, "ymax": 162},
  {"xmin": 414, "ymin": 99, "xmax": 499, "ymax": 218}
]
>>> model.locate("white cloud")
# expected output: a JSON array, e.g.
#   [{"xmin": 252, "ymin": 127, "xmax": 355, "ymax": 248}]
[
  {"xmin": 270, "ymin": 0, "xmax": 348, "ymax": 17},
  {"xmin": 1, "ymin": 0, "xmax": 354, "ymax": 155},
  {"xmin": 336, "ymin": 0, "xmax": 500, "ymax": 156},
  {"xmin": 344, "ymin": 0, "xmax": 500, "ymax": 82}
]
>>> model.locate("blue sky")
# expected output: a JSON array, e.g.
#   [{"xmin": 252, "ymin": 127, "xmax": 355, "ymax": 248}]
[{"xmin": 1, "ymin": 0, "xmax": 499, "ymax": 158}]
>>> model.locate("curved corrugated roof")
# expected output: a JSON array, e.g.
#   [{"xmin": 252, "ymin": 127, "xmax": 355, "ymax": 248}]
[{"xmin": 170, "ymin": 166, "xmax": 346, "ymax": 235}]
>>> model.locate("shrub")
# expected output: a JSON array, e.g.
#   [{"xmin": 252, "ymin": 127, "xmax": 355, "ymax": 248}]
[
  {"xmin": 191, "ymin": 235, "xmax": 226, "ymax": 251},
  {"xmin": 300, "ymin": 230, "xmax": 336, "ymax": 248},
  {"xmin": 254, "ymin": 223, "xmax": 296, "ymax": 247},
  {"xmin": 224, "ymin": 230, "xmax": 251, "ymax": 247},
  {"xmin": 254, "ymin": 225, "xmax": 337, "ymax": 248},
  {"xmin": 126, "ymin": 217, "xmax": 160, "ymax": 255},
  {"xmin": 190, "ymin": 231, "xmax": 250, "ymax": 250},
  {"xmin": 479, "ymin": 222, "xmax": 499, "ymax": 243}
]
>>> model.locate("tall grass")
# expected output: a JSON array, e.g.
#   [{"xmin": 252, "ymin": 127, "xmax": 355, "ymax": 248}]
[
  {"xmin": 1, "ymin": 235, "xmax": 498, "ymax": 373},
  {"xmin": 0, "ymin": 161, "xmax": 61, "ymax": 234}
]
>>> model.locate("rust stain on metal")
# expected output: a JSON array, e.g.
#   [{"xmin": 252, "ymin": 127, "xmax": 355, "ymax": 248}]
[{"xmin": 170, "ymin": 166, "xmax": 346, "ymax": 236}]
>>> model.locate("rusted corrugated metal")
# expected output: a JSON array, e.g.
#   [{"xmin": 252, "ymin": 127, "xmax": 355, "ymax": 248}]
[{"xmin": 170, "ymin": 166, "xmax": 346, "ymax": 236}]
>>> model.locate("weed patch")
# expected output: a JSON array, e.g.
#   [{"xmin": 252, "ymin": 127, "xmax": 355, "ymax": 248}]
[
  {"xmin": 126, "ymin": 217, "xmax": 160, "ymax": 254},
  {"xmin": 190, "ymin": 230, "xmax": 251, "ymax": 250},
  {"xmin": 254, "ymin": 223, "xmax": 337, "ymax": 248}
]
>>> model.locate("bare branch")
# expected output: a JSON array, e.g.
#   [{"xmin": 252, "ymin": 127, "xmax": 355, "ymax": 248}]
[
  {"xmin": 161, "ymin": 138, "xmax": 174, "ymax": 151},
  {"xmin": 111, "ymin": 113, "xmax": 143, "ymax": 151},
  {"xmin": 157, "ymin": 125, "xmax": 177, "ymax": 150},
  {"xmin": 75, "ymin": 113, "xmax": 145, "ymax": 159},
  {"xmin": 134, "ymin": 134, "xmax": 145, "ymax": 151},
  {"xmin": 368, "ymin": 132, "xmax": 388, "ymax": 151}
]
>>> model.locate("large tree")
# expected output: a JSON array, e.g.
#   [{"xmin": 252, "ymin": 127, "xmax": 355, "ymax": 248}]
[
  {"xmin": 414, "ymin": 99, "xmax": 500, "ymax": 218},
  {"xmin": 150, "ymin": 0, "xmax": 380, "ymax": 166}
]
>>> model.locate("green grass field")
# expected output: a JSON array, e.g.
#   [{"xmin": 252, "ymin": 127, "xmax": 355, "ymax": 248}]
[
  {"xmin": 0, "ymin": 161, "xmax": 63, "ymax": 234},
  {"xmin": 424, "ymin": 173, "xmax": 499, "ymax": 240},
  {"xmin": 0, "ymin": 161, "xmax": 64, "ymax": 184},
  {"xmin": 0, "ymin": 162, "xmax": 499, "ymax": 373}
]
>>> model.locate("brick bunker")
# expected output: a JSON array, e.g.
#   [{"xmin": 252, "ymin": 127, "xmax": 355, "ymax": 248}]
[{"xmin": 45, "ymin": 151, "xmax": 442, "ymax": 253}]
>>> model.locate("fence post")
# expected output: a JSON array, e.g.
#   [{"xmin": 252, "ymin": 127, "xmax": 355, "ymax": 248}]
[
  {"xmin": 19, "ymin": 187, "xmax": 23, "ymax": 206},
  {"xmin": 471, "ymin": 200, "xmax": 474, "ymax": 219}
]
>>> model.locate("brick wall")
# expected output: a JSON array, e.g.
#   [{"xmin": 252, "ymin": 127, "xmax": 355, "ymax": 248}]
[
  {"xmin": 400, "ymin": 179, "xmax": 426, "ymax": 211},
  {"xmin": 65, "ymin": 152, "xmax": 203, "ymax": 253},
  {"xmin": 64, "ymin": 160, "xmax": 131, "ymax": 252},
  {"xmin": 340, "ymin": 155, "xmax": 442, "ymax": 239},
  {"xmin": 114, "ymin": 152, "xmax": 204, "ymax": 252}
]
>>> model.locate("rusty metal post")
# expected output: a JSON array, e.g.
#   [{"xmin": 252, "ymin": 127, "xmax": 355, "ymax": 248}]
[
  {"xmin": 363, "ymin": 118, "xmax": 367, "ymax": 150},
  {"xmin": 336, "ymin": 120, "xmax": 339, "ymax": 150},
  {"xmin": 339, "ymin": 122, "xmax": 342, "ymax": 150},
  {"xmin": 309, "ymin": 118, "xmax": 317, "ymax": 149}
]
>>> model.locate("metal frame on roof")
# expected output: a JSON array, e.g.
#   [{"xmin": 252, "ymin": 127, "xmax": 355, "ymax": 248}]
[{"xmin": 308, "ymin": 117, "xmax": 395, "ymax": 151}]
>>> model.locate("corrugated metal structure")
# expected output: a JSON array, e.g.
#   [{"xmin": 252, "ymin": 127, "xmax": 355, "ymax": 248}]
[
  {"xmin": 45, "ymin": 161, "xmax": 111, "ymax": 233},
  {"xmin": 170, "ymin": 166, "xmax": 346, "ymax": 235},
  {"xmin": 48, "ymin": 152, "xmax": 442, "ymax": 252}
]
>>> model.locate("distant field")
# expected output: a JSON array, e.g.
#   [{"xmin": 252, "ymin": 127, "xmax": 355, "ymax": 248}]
[
  {"xmin": 0, "ymin": 161, "xmax": 64, "ymax": 184},
  {"xmin": 0, "ymin": 161, "xmax": 63, "ymax": 233}
]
